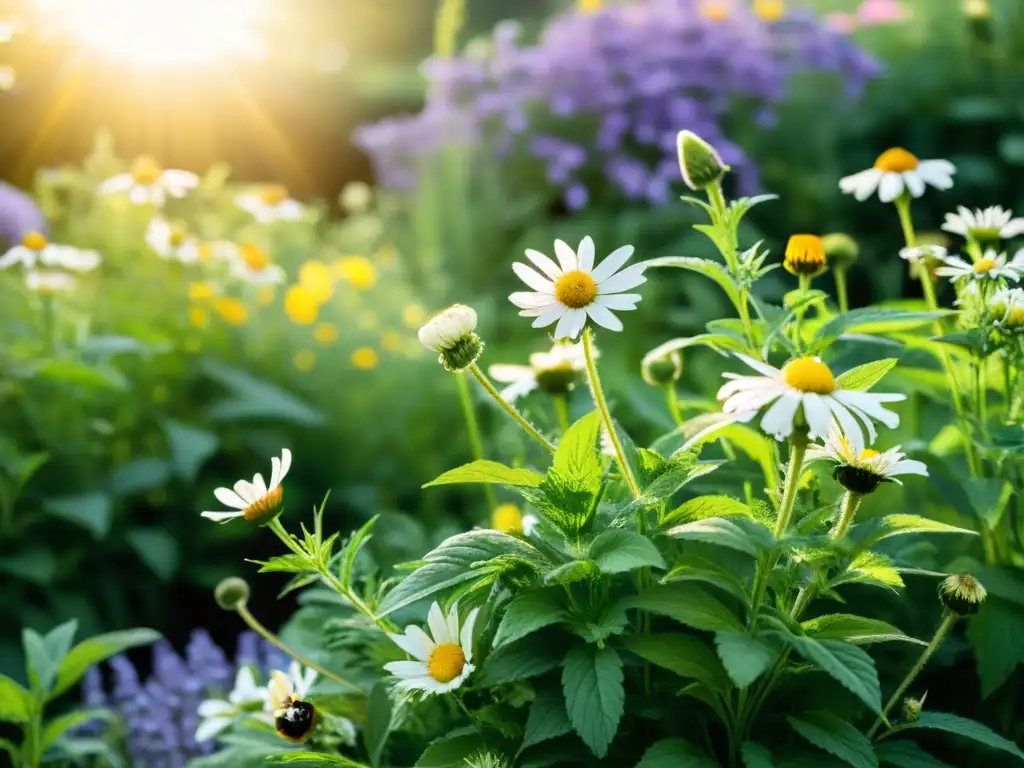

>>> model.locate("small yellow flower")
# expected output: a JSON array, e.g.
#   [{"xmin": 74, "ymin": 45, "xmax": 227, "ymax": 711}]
[
  {"xmin": 189, "ymin": 306, "xmax": 209, "ymax": 328},
  {"xmin": 402, "ymin": 304, "xmax": 426, "ymax": 328},
  {"xmin": 214, "ymin": 297, "xmax": 248, "ymax": 325},
  {"xmin": 189, "ymin": 282, "xmax": 215, "ymax": 302},
  {"xmin": 258, "ymin": 184, "xmax": 290, "ymax": 205},
  {"xmin": 351, "ymin": 347, "xmax": 379, "ymax": 370},
  {"xmin": 784, "ymin": 234, "xmax": 827, "ymax": 278},
  {"xmin": 300, "ymin": 260, "xmax": 335, "ymax": 304},
  {"xmin": 753, "ymin": 0, "xmax": 784, "ymax": 22},
  {"xmin": 294, "ymin": 349, "xmax": 316, "ymax": 372},
  {"xmin": 131, "ymin": 155, "xmax": 163, "ymax": 185},
  {"xmin": 313, "ymin": 322, "xmax": 339, "ymax": 345},
  {"xmin": 491, "ymin": 504, "xmax": 524, "ymax": 534},
  {"xmin": 284, "ymin": 285, "xmax": 320, "ymax": 325},
  {"xmin": 258, "ymin": 287, "xmax": 276, "ymax": 307},
  {"xmin": 700, "ymin": 0, "xmax": 730, "ymax": 21},
  {"xmin": 381, "ymin": 329, "xmax": 403, "ymax": 352},
  {"xmin": 334, "ymin": 255, "xmax": 376, "ymax": 290},
  {"xmin": 578, "ymin": 0, "xmax": 603, "ymax": 12},
  {"xmin": 239, "ymin": 243, "xmax": 272, "ymax": 272}
]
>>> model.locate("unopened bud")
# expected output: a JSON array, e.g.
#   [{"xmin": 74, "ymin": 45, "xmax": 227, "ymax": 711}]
[
  {"xmin": 418, "ymin": 304, "xmax": 484, "ymax": 372},
  {"xmin": 784, "ymin": 234, "xmax": 827, "ymax": 279},
  {"xmin": 821, "ymin": 233, "xmax": 859, "ymax": 270},
  {"xmin": 676, "ymin": 130, "xmax": 728, "ymax": 191},
  {"xmin": 938, "ymin": 572, "xmax": 987, "ymax": 617},
  {"xmin": 215, "ymin": 577, "xmax": 250, "ymax": 610},
  {"xmin": 641, "ymin": 348, "xmax": 683, "ymax": 387},
  {"xmin": 902, "ymin": 693, "xmax": 926, "ymax": 723}
]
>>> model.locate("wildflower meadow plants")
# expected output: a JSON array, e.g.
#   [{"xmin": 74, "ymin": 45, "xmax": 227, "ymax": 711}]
[{"xmin": 195, "ymin": 130, "xmax": 1024, "ymax": 767}]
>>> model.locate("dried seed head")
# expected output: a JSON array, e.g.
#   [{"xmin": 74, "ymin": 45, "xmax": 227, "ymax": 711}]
[{"xmin": 938, "ymin": 572, "xmax": 987, "ymax": 616}]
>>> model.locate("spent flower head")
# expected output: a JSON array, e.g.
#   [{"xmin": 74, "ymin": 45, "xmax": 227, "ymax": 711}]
[
  {"xmin": 938, "ymin": 573, "xmax": 987, "ymax": 617},
  {"xmin": 418, "ymin": 304, "xmax": 483, "ymax": 372},
  {"xmin": 488, "ymin": 340, "xmax": 587, "ymax": 400},
  {"xmin": 641, "ymin": 347, "xmax": 683, "ymax": 387},
  {"xmin": 806, "ymin": 427, "xmax": 927, "ymax": 494},
  {"xmin": 942, "ymin": 205, "xmax": 1024, "ymax": 246},
  {"xmin": 839, "ymin": 148, "xmax": 954, "ymax": 202}
]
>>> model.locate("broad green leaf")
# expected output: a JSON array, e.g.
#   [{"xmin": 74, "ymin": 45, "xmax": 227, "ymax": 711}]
[
  {"xmin": 661, "ymin": 554, "xmax": 748, "ymax": 603},
  {"xmin": 635, "ymin": 738, "xmax": 720, "ymax": 768},
  {"xmin": 425, "ymin": 460, "xmax": 544, "ymax": 488},
  {"xmin": 477, "ymin": 634, "xmax": 566, "ymax": 686},
  {"xmin": 855, "ymin": 515, "xmax": 977, "ymax": 550},
  {"xmin": 0, "ymin": 549, "xmax": 56, "ymax": 585},
  {"xmin": 43, "ymin": 493, "xmax": 112, "ymax": 539},
  {"xmin": 414, "ymin": 731, "xmax": 487, "ymax": 767},
  {"xmin": 164, "ymin": 420, "xmax": 218, "ymax": 482},
  {"xmin": 963, "ymin": 478, "xmax": 1014, "ymax": 528},
  {"xmin": 715, "ymin": 632, "xmax": 778, "ymax": 689},
  {"xmin": 814, "ymin": 309, "xmax": 950, "ymax": 344},
  {"xmin": 44, "ymin": 620, "xmax": 79, "ymax": 669},
  {"xmin": 742, "ymin": 743, "xmax": 776, "ymax": 768},
  {"xmin": 967, "ymin": 598, "xmax": 1024, "ymax": 697},
  {"xmin": 31, "ymin": 358, "xmax": 127, "ymax": 390},
  {"xmin": 644, "ymin": 256, "xmax": 742, "ymax": 309},
  {"xmin": 801, "ymin": 615, "xmax": 926, "ymax": 647},
  {"xmin": 620, "ymin": 633, "xmax": 727, "ymax": 691},
  {"xmin": 0, "ymin": 674, "xmax": 32, "ymax": 722},
  {"xmin": 788, "ymin": 713, "xmax": 877, "ymax": 768},
  {"xmin": 835, "ymin": 359, "xmax": 898, "ymax": 391},
  {"xmin": 362, "ymin": 681, "xmax": 392, "ymax": 768},
  {"xmin": 52, "ymin": 628, "xmax": 161, "ymax": 698},
  {"xmin": 23, "ymin": 627, "xmax": 55, "ymax": 693},
  {"xmin": 45, "ymin": 737, "xmax": 126, "ymax": 768},
  {"xmin": 911, "ymin": 712, "xmax": 1024, "ymax": 760},
  {"xmin": 523, "ymin": 687, "xmax": 571, "ymax": 748},
  {"xmin": 108, "ymin": 458, "xmax": 171, "ymax": 496},
  {"xmin": 874, "ymin": 740, "xmax": 954, "ymax": 768},
  {"xmin": 42, "ymin": 709, "xmax": 113, "ymax": 750},
  {"xmin": 627, "ymin": 584, "xmax": 743, "ymax": 632},
  {"xmin": 830, "ymin": 551, "xmax": 904, "ymax": 590},
  {"xmin": 126, "ymin": 528, "xmax": 179, "ymax": 580},
  {"xmin": 544, "ymin": 560, "xmax": 599, "ymax": 585},
  {"xmin": 552, "ymin": 411, "xmax": 604, "ymax": 495},
  {"xmin": 492, "ymin": 589, "xmax": 565, "ymax": 648},
  {"xmin": 663, "ymin": 495, "xmax": 750, "ymax": 526},
  {"xmin": 203, "ymin": 360, "xmax": 324, "ymax": 426},
  {"xmin": 589, "ymin": 530, "xmax": 665, "ymax": 574},
  {"xmin": 778, "ymin": 634, "xmax": 882, "ymax": 713},
  {"xmin": 562, "ymin": 645, "xmax": 624, "ymax": 759},
  {"xmin": 665, "ymin": 517, "xmax": 772, "ymax": 558},
  {"xmin": 269, "ymin": 754, "xmax": 371, "ymax": 766},
  {"xmin": 377, "ymin": 531, "xmax": 552, "ymax": 617}
]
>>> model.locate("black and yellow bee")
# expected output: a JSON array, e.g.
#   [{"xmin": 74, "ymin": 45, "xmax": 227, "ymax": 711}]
[{"xmin": 274, "ymin": 699, "xmax": 317, "ymax": 743}]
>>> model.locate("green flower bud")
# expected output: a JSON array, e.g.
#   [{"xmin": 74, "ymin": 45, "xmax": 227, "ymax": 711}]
[
  {"xmin": 676, "ymin": 130, "xmax": 729, "ymax": 190},
  {"xmin": 418, "ymin": 304, "xmax": 484, "ymax": 372},
  {"xmin": 641, "ymin": 348, "xmax": 683, "ymax": 386},
  {"xmin": 821, "ymin": 233, "xmax": 859, "ymax": 270},
  {"xmin": 902, "ymin": 693, "xmax": 926, "ymax": 723},
  {"xmin": 938, "ymin": 572, "xmax": 987, "ymax": 617},
  {"xmin": 215, "ymin": 577, "xmax": 250, "ymax": 611}
]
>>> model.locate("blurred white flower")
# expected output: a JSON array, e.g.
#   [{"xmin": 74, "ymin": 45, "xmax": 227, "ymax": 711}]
[
  {"xmin": 99, "ymin": 156, "xmax": 198, "ymax": 207},
  {"xmin": 0, "ymin": 232, "xmax": 99, "ymax": 272},
  {"xmin": 899, "ymin": 244, "xmax": 946, "ymax": 264},
  {"xmin": 235, "ymin": 185, "xmax": 305, "ymax": 223},
  {"xmin": 935, "ymin": 251, "xmax": 1020, "ymax": 284},
  {"xmin": 384, "ymin": 602, "xmax": 479, "ymax": 696},
  {"xmin": 195, "ymin": 667, "xmax": 267, "ymax": 742},
  {"xmin": 146, "ymin": 218, "xmax": 200, "ymax": 263},
  {"xmin": 26, "ymin": 270, "xmax": 77, "ymax": 293},
  {"xmin": 201, "ymin": 448, "xmax": 291, "ymax": 525},
  {"xmin": 807, "ymin": 427, "xmax": 928, "ymax": 493},
  {"xmin": 488, "ymin": 341, "xmax": 587, "ymax": 401},
  {"xmin": 228, "ymin": 243, "xmax": 286, "ymax": 285},
  {"xmin": 339, "ymin": 181, "xmax": 372, "ymax": 213},
  {"xmin": 839, "ymin": 148, "xmax": 954, "ymax": 203},
  {"xmin": 942, "ymin": 206, "xmax": 1024, "ymax": 243}
]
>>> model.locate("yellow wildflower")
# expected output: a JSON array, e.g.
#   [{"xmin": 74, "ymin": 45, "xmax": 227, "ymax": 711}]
[
  {"xmin": 299, "ymin": 260, "xmax": 335, "ymax": 304},
  {"xmin": 284, "ymin": 285, "xmax": 319, "ymax": 325},
  {"xmin": 314, "ymin": 322, "xmax": 339, "ymax": 345},
  {"xmin": 188, "ymin": 282, "xmax": 215, "ymax": 302},
  {"xmin": 189, "ymin": 306, "xmax": 209, "ymax": 328},
  {"xmin": 334, "ymin": 255, "xmax": 376, "ymax": 290},
  {"xmin": 214, "ymin": 297, "xmax": 248, "ymax": 325},
  {"xmin": 351, "ymin": 347, "xmax": 379, "ymax": 370}
]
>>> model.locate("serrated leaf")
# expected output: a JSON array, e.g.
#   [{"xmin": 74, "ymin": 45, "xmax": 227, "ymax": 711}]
[
  {"xmin": 742, "ymin": 742, "xmax": 776, "ymax": 768},
  {"xmin": 552, "ymin": 411, "xmax": 604, "ymax": 495},
  {"xmin": 814, "ymin": 309, "xmax": 951, "ymax": 344},
  {"xmin": 635, "ymin": 738, "xmax": 720, "ymax": 767},
  {"xmin": 644, "ymin": 256, "xmax": 742, "ymax": 308},
  {"xmin": 715, "ymin": 632, "xmax": 779, "ymax": 689},
  {"xmin": 801, "ymin": 614, "xmax": 925, "ymax": 647},
  {"xmin": 627, "ymin": 584, "xmax": 742, "ymax": 632},
  {"xmin": 523, "ymin": 687, "xmax": 571, "ymax": 748},
  {"xmin": 874, "ymin": 740, "xmax": 953, "ymax": 768},
  {"xmin": 854, "ymin": 515, "xmax": 977, "ymax": 550},
  {"xmin": 52, "ymin": 628, "xmax": 161, "ymax": 699},
  {"xmin": 661, "ymin": 554, "xmax": 748, "ymax": 603},
  {"xmin": 562, "ymin": 645, "xmax": 624, "ymax": 759},
  {"xmin": 492, "ymin": 589, "xmax": 565, "ymax": 648},
  {"xmin": 663, "ymin": 495, "xmax": 751, "ymax": 526},
  {"xmin": 544, "ymin": 560, "xmax": 599, "ymax": 585},
  {"xmin": 589, "ymin": 530, "xmax": 665, "ymax": 574},
  {"xmin": 788, "ymin": 713, "xmax": 877, "ymax": 768},
  {"xmin": 0, "ymin": 674, "xmax": 32, "ymax": 722},
  {"xmin": 362, "ymin": 681, "xmax": 392, "ymax": 768},
  {"xmin": 425, "ymin": 460, "xmax": 544, "ymax": 488},
  {"xmin": 835, "ymin": 359, "xmax": 899, "ymax": 391},
  {"xmin": 478, "ymin": 634, "xmax": 566, "ymax": 686},
  {"xmin": 665, "ymin": 517, "xmax": 772, "ymax": 558},
  {"xmin": 43, "ymin": 493, "xmax": 112, "ymax": 539},
  {"xmin": 831, "ymin": 551, "xmax": 904, "ymax": 590},
  {"xmin": 910, "ymin": 711, "xmax": 1024, "ymax": 760},
  {"xmin": 967, "ymin": 598, "xmax": 1024, "ymax": 697},
  {"xmin": 620, "ymin": 633, "xmax": 727, "ymax": 690},
  {"xmin": 778, "ymin": 634, "xmax": 882, "ymax": 713}
]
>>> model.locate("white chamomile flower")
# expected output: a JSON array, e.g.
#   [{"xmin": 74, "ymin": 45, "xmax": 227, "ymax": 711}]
[
  {"xmin": 899, "ymin": 244, "xmax": 946, "ymax": 265},
  {"xmin": 98, "ymin": 156, "xmax": 198, "ymax": 207},
  {"xmin": 146, "ymin": 218, "xmax": 200, "ymax": 263},
  {"xmin": 488, "ymin": 341, "xmax": 587, "ymax": 401},
  {"xmin": 509, "ymin": 236, "xmax": 646, "ymax": 339},
  {"xmin": 201, "ymin": 448, "xmax": 291, "ymax": 525},
  {"xmin": 990, "ymin": 287, "xmax": 1024, "ymax": 331},
  {"xmin": 26, "ymin": 270, "xmax": 77, "ymax": 293},
  {"xmin": 839, "ymin": 148, "xmax": 955, "ymax": 203},
  {"xmin": 0, "ymin": 231, "xmax": 100, "ymax": 272},
  {"xmin": 717, "ymin": 355, "xmax": 906, "ymax": 454},
  {"xmin": 942, "ymin": 205, "xmax": 1024, "ymax": 243},
  {"xmin": 935, "ymin": 250, "xmax": 1020, "ymax": 284},
  {"xmin": 228, "ymin": 243, "xmax": 286, "ymax": 285},
  {"xmin": 195, "ymin": 667, "xmax": 267, "ymax": 742},
  {"xmin": 807, "ymin": 427, "xmax": 928, "ymax": 494},
  {"xmin": 266, "ymin": 661, "xmax": 318, "ymax": 713},
  {"xmin": 384, "ymin": 602, "xmax": 479, "ymax": 696},
  {"xmin": 235, "ymin": 184, "xmax": 305, "ymax": 223}
]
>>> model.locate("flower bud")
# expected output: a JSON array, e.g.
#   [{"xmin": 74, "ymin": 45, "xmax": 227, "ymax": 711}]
[
  {"xmin": 938, "ymin": 572, "xmax": 987, "ymax": 617},
  {"xmin": 821, "ymin": 233, "xmax": 859, "ymax": 270},
  {"xmin": 784, "ymin": 234, "xmax": 827, "ymax": 278},
  {"xmin": 676, "ymin": 130, "xmax": 728, "ymax": 191},
  {"xmin": 902, "ymin": 693, "xmax": 926, "ymax": 723},
  {"xmin": 215, "ymin": 577, "xmax": 250, "ymax": 610},
  {"xmin": 418, "ymin": 304, "xmax": 484, "ymax": 372},
  {"xmin": 641, "ymin": 348, "xmax": 683, "ymax": 387}
]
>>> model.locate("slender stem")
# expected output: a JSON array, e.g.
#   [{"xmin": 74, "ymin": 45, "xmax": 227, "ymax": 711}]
[
  {"xmin": 830, "ymin": 491, "xmax": 864, "ymax": 540},
  {"xmin": 834, "ymin": 268, "xmax": 850, "ymax": 314},
  {"xmin": 467, "ymin": 363, "xmax": 555, "ymax": 452},
  {"xmin": 791, "ymin": 588, "xmax": 813, "ymax": 620},
  {"xmin": 455, "ymin": 372, "xmax": 498, "ymax": 510},
  {"xmin": 553, "ymin": 394, "xmax": 571, "ymax": 433},
  {"xmin": 976, "ymin": 355, "xmax": 989, "ymax": 441},
  {"xmin": 737, "ymin": 286, "xmax": 758, "ymax": 353},
  {"xmin": 664, "ymin": 385, "xmax": 683, "ymax": 426},
  {"xmin": 582, "ymin": 327, "xmax": 641, "ymax": 498},
  {"xmin": 793, "ymin": 275, "xmax": 811, "ymax": 351},
  {"xmin": 773, "ymin": 438, "xmax": 807, "ymax": 537},
  {"xmin": 235, "ymin": 603, "xmax": 363, "ymax": 693},
  {"xmin": 867, "ymin": 612, "xmax": 959, "ymax": 739}
]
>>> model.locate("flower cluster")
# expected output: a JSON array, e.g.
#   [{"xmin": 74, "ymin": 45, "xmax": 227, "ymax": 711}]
[{"xmin": 355, "ymin": 0, "xmax": 880, "ymax": 207}]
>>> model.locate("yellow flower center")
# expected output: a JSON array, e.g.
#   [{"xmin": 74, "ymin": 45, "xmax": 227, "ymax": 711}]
[
  {"xmin": 427, "ymin": 642, "xmax": 466, "ymax": 683},
  {"xmin": 22, "ymin": 231, "xmax": 47, "ymax": 250},
  {"xmin": 258, "ymin": 184, "xmax": 289, "ymax": 205},
  {"xmin": 555, "ymin": 270, "xmax": 598, "ymax": 309},
  {"xmin": 188, "ymin": 282, "xmax": 214, "ymax": 302},
  {"xmin": 1007, "ymin": 306, "xmax": 1024, "ymax": 327},
  {"xmin": 753, "ymin": 0, "xmax": 784, "ymax": 22},
  {"xmin": 973, "ymin": 257, "xmax": 996, "ymax": 274},
  {"xmin": 351, "ymin": 347, "xmax": 379, "ymax": 370},
  {"xmin": 240, "ymin": 244, "xmax": 271, "ymax": 271},
  {"xmin": 874, "ymin": 148, "xmax": 919, "ymax": 173},
  {"xmin": 169, "ymin": 227, "xmax": 188, "ymax": 247},
  {"xmin": 492, "ymin": 504, "xmax": 524, "ymax": 534},
  {"xmin": 859, "ymin": 448, "xmax": 880, "ymax": 460},
  {"xmin": 578, "ymin": 0, "xmax": 602, "ymax": 12},
  {"xmin": 781, "ymin": 357, "xmax": 836, "ymax": 394},
  {"xmin": 242, "ymin": 485, "xmax": 283, "ymax": 523},
  {"xmin": 285, "ymin": 285, "xmax": 319, "ymax": 325},
  {"xmin": 784, "ymin": 234, "xmax": 827, "ymax": 277},
  {"xmin": 214, "ymin": 297, "xmax": 248, "ymax": 325},
  {"xmin": 131, "ymin": 155, "xmax": 163, "ymax": 185}
]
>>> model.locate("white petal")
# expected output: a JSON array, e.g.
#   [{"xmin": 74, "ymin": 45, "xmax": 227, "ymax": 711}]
[
  {"xmin": 595, "ymin": 293, "xmax": 641, "ymax": 310},
  {"xmin": 198, "ymin": 699, "xmax": 234, "ymax": 717},
  {"xmin": 233, "ymin": 479, "xmax": 256, "ymax": 504},
  {"xmin": 759, "ymin": 393, "xmax": 800, "ymax": 439},
  {"xmin": 839, "ymin": 168, "xmax": 881, "ymax": 201},
  {"xmin": 735, "ymin": 354, "xmax": 782, "ymax": 379},
  {"xmin": 597, "ymin": 263, "xmax": 647, "ymax": 294},
  {"xmin": 523, "ymin": 248, "xmax": 563, "ymax": 280},
  {"xmin": 269, "ymin": 457, "xmax": 282, "ymax": 490},
  {"xmin": 834, "ymin": 390, "xmax": 902, "ymax": 429},
  {"xmin": 801, "ymin": 394, "xmax": 832, "ymax": 441},
  {"xmin": 1001, "ymin": 219, "xmax": 1024, "ymax": 238},
  {"xmin": 878, "ymin": 173, "xmax": 904, "ymax": 203},
  {"xmin": 827, "ymin": 400, "xmax": 865, "ymax": 457},
  {"xmin": 279, "ymin": 448, "xmax": 293, "ymax": 479},
  {"xmin": 532, "ymin": 303, "xmax": 567, "ymax": 329},
  {"xmin": 553, "ymin": 239, "xmax": 578, "ymax": 272},
  {"xmin": 499, "ymin": 378, "xmax": 539, "ymax": 402},
  {"xmin": 446, "ymin": 603, "xmax": 461, "ymax": 647},
  {"xmin": 98, "ymin": 174, "xmax": 134, "ymax": 193},
  {"xmin": 214, "ymin": 486, "xmax": 248, "ymax": 509},
  {"xmin": 461, "ymin": 608, "xmax": 479, "ymax": 662},
  {"xmin": 886, "ymin": 459, "xmax": 928, "ymax": 477},
  {"xmin": 162, "ymin": 169, "xmax": 199, "ymax": 188},
  {"xmin": 489, "ymin": 364, "xmax": 532, "ymax": 383},
  {"xmin": 585, "ymin": 303, "xmax": 623, "ymax": 331},
  {"xmin": 195, "ymin": 716, "xmax": 233, "ymax": 743},
  {"xmin": 577, "ymin": 236, "xmax": 595, "ymax": 272},
  {"xmin": 591, "ymin": 244, "xmax": 635, "ymax": 283},
  {"xmin": 903, "ymin": 170, "xmax": 925, "ymax": 198},
  {"xmin": 427, "ymin": 602, "xmax": 451, "ymax": 645},
  {"xmin": 383, "ymin": 660, "xmax": 428, "ymax": 678},
  {"xmin": 917, "ymin": 160, "xmax": 955, "ymax": 189},
  {"xmin": 509, "ymin": 291, "xmax": 552, "ymax": 309},
  {"xmin": 390, "ymin": 626, "xmax": 434, "ymax": 661},
  {"xmin": 554, "ymin": 308, "xmax": 587, "ymax": 340},
  {"xmin": 201, "ymin": 510, "xmax": 244, "ymax": 522},
  {"xmin": 513, "ymin": 262, "xmax": 556, "ymax": 293},
  {"xmin": 251, "ymin": 473, "xmax": 268, "ymax": 499}
]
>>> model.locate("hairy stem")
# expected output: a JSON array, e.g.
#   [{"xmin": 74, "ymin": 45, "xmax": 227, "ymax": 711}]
[
  {"xmin": 468, "ymin": 363, "xmax": 556, "ymax": 453},
  {"xmin": 830, "ymin": 491, "xmax": 864, "ymax": 540},
  {"xmin": 834, "ymin": 267, "xmax": 850, "ymax": 314},
  {"xmin": 456, "ymin": 372, "xmax": 498, "ymax": 510}
]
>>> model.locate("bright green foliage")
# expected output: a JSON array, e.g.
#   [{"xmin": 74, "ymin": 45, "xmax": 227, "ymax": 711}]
[
  {"xmin": 789, "ymin": 713, "xmax": 878, "ymax": 768},
  {"xmin": 561, "ymin": 645, "xmax": 624, "ymax": 758}
]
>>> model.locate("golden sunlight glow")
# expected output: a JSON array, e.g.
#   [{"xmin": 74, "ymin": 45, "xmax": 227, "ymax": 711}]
[{"xmin": 40, "ymin": 0, "xmax": 265, "ymax": 66}]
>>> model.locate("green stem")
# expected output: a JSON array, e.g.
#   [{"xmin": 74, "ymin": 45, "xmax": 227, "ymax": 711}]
[
  {"xmin": 664, "ymin": 385, "xmax": 683, "ymax": 426},
  {"xmin": 867, "ymin": 612, "xmax": 959, "ymax": 739},
  {"xmin": 468, "ymin": 363, "xmax": 555, "ymax": 453},
  {"xmin": 773, "ymin": 438, "xmax": 807, "ymax": 538},
  {"xmin": 456, "ymin": 373, "xmax": 498, "ymax": 511},
  {"xmin": 432, "ymin": 0, "xmax": 466, "ymax": 56},
  {"xmin": 737, "ymin": 286, "xmax": 758, "ymax": 353},
  {"xmin": 834, "ymin": 267, "xmax": 850, "ymax": 314},
  {"xmin": 830, "ymin": 491, "xmax": 864, "ymax": 540},
  {"xmin": 553, "ymin": 394, "xmax": 571, "ymax": 433},
  {"xmin": 582, "ymin": 327, "xmax": 641, "ymax": 498},
  {"xmin": 41, "ymin": 294, "xmax": 56, "ymax": 356}
]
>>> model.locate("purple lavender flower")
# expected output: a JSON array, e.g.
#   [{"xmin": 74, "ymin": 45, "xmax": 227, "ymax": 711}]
[{"xmin": 0, "ymin": 182, "xmax": 45, "ymax": 247}]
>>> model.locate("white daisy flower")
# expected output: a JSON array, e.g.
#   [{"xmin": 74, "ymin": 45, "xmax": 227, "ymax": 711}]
[
  {"xmin": 266, "ymin": 661, "xmax": 318, "ymax": 713},
  {"xmin": 488, "ymin": 341, "xmax": 588, "ymax": 401},
  {"xmin": 26, "ymin": 270, "xmax": 78, "ymax": 293},
  {"xmin": 717, "ymin": 355, "xmax": 906, "ymax": 454},
  {"xmin": 935, "ymin": 250, "xmax": 1020, "ymax": 284},
  {"xmin": 235, "ymin": 185, "xmax": 305, "ymax": 223},
  {"xmin": 899, "ymin": 244, "xmax": 946, "ymax": 265},
  {"xmin": 509, "ymin": 236, "xmax": 646, "ymax": 340},
  {"xmin": 990, "ymin": 287, "xmax": 1024, "ymax": 331},
  {"xmin": 146, "ymin": 218, "xmax": 201, "ymax": 263},
  {"xmin": 839, "ymin": 148, "xmax": 955, "ymax": 203},
  {"xmin": 195, "ymin": 667, "xmax": 267, "ymax": 742},
  {"xmin": 201, "ymin": 448, "xmax": 291, "ymax": 525},
  {"xmin": 942, "ymin": 205, "xmax": 1024, "ymax": 243},
  {"xmin": 384, "ymin": 601, "xmax": 479, "ymax": 696},
  {"xmin": 0, "ymin": 232, "xmax": 100, "ymax": 272},
  {"xmin": 228, "ymin": 243, "xmax": 286, "ymax": 285},
  {"xmin": 98, "ymin": 156, "xmax": 198, "ymax": 207},
  {"xmin": 807, "ymin": 427, "xmax": 928, "ymax": 494}
]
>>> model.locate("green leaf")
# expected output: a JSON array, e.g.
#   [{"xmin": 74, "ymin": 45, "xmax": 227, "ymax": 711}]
[
  {"xmin": 478, "ymin": 634, "xmax": 566, "ymax": 686},
  {"xmin": 31, "ymin": 358, "xmax": 127, "ymax": 390},
  {"xmin": 874, "ymin": 740, "xmax": 953, "ymax": 768},
  {"xmin": 492, "ymin": 589, "xmax": 565, "ymax": 648},
  {"xmin": 552, "ymin": 411, "xmax": 604, "ymax": 496},
  {"xmin": 0, "ymin": 674, "xmax": 32, "ymax": 722},
  {"xmin": 635, "ymin": 738, "xmax": 720, "ymax": 767},
  {"xmin": 963, "ymin": 478, "xmax": 1014, "ymax": 528},
  {"xmin": 778, "ymin": 634, "xmax": 882, "ymax": 713},
  {"xmin": 164, "ymin": 420, "xmax": 219, "ymax": 482},
  {"xmin": 788, "ymin": 713, "xmax": 877, "ymax": 768},
  {"xmin": 715, "ymin": 632, "xmax": 778, "ymax": 689},
  {"xmin": 126, "ymin": 528, "xmax": 179, "ymax": 580},
  {"xmin": 643, "ymin": 334, "xmax": 746, "ymax": 366},
  {"xmin": 523, "ymin": 687, "xmax": 571, "ymax": 748},
  {"xmin": 43, "ymin": 493, "xmax": 112, "ymax": 539},
  {"xmin": 801, "ymin": 615, "xmax": 926, "ymax": 647},
  {"xmin": 44, "ymin": 620, "xmax": 79, "ymax": 669},
  {"xmin": 42, "ymin": 709, "xmax": 114, "ymax": 750},
  {"xmin": 414, "ymin": 731, "xmax": 487, "ymax": 767},
  {"xmin": 627, "ymin": 584, "xmax": 743, "ymax": 632},
  {"xmin": 644, "ymin": 256, "xmax": 742, "ymax": 309},
  {"xmin": 203, "ymin": 360, "xmax": 324, "ymax": 426},
  {"xmin": 968, "ymin": 598, "xmax": 1024, "ymax": 697},
  {"xmin": 911, "ymin": 711, "xmax": 1024, "ymax": 760},
  {"xmin": 854, "ymin": 515, "xmax": 977, "ymax": 549},
  {"xmin": 620, "ymin": 633, "xmax": 727, "ymax": 691},
  {"xmin": 835, "ymin": 359, "xmax": 899, "ymax": 391},
  {"xmin": 377, "ymin": 531, "xmax": 552, "ymax": 617},
  {"xmin": 589, "ymin": 530, "xmax": 665, "ymax": 574},
  {"xmin": 362, "ymin": 681, "xmax": 392, "ymax": 768},
  {"xmin": 52, "ymin": 628, "xmax": 161, "ymax": 699},
  {"xmin": 544, "ymin": 560, "xmax": 599, "ymax": 585},
  {"xmin": 665, "ymin": 517, "xmax": 772, "ymax": 558},
  {"xmin": 0, "ymin": 549, "xmax": 56, "ymax": 585},
  {"xmin": 742, "ymin": 743, "xmax": 777, "ymax": 768},
  {"xmin": 108, "ymin": 458, "xmax": 171, "ymax": 496},
  {"xmin": 661, "ymin": 554, "xmax": 748, "ymax": 603},
  {"xmin": 424, "ymin": 460, "xmax": 544, "ymax": 488},
  {"xmin": 814, "ymin": 309, "xmax": 951, "ymax": 344},
  {"xmin": 663, "ymin": 495, "xmax": 751, "ymax": 526},
  {"xmin": 337, "ymin": 515, "xmax": 377, "ymax": 587},
  {"xmin": 830, "ymin": 551, "xmax": 904, "ymax": 590},
  {"xmin": 268, "ymin": 754, "xmax": 369, "ymax": 766},
  {"xmin": 23, "ymin": 627, "xmax": 55, "ymax": 693},
  {"xmin": 45, "ymin": 737, "xmax": 126, "ymax": 768},
  {"xmin": 562, "ymin": 645, "xmax": 624, "ymax": 759}
]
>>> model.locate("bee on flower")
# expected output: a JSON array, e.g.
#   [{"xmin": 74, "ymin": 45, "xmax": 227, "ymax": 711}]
[
  {"xmin": 201, "ymin": 448, "xmax": 291, "ymax": 525},
  {"xmin": 384, "ymin": 601, "xmax": 479, "ymax": 696},
  {"xmin": 98, "ymin": 155, "xmax": 198, "ymax": 207},
  {"xmin": 146, "ymin": 218, "xmax": 201, "ymax": 264},
  {"xmin": 235, "ymin": 184, "xmax": 305, "ymax": 223},
  {"xmin": 839, "ymin": 148, "xmax": 955, "ymax": 202},
  {"xmin": 488, "ymin": 341, "xmax": 588, "ymax": 401},
  {"xmin": 934, "ymin": 250, "xmax": 1021, "ymax": 285},
  {"xmin": 942, "ymin": 205, "xmax": 1024, "ymax": 247},
  {"xmin": 229, "ymin": 243, "xmax": 286, "ymax": 285},
  {"xmin": 806, "ymin": 427, "xmax": 928, "ymax": 495},
  {"xmin": 266, "ymin": 662, "xmax": 318, "ymax": 742}
]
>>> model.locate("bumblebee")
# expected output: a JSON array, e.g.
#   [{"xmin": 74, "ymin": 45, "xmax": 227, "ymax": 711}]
[{"xmin": 274, "ymin": 699, "xmax": 317, "ymax": 742}]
